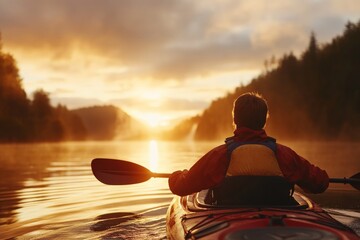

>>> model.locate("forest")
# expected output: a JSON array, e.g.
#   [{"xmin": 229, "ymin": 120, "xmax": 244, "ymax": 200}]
[
  {"xmin": 1, "ymin": 20, "xmax": 359, "ymax": 142},
  {"xmin": 0, "ymin": 43, "xmax": 79, "ymax": 141},
  {"xmin": 189, "ymin": 21, "xmax": 360, "ymax": 141},
  {"xmin": 0, "ymin": 54, "xmax": 87, "ymax": 142},
  {"xmin": 0, "ymin": 34, "xmax": 148, "ymax": 142}
]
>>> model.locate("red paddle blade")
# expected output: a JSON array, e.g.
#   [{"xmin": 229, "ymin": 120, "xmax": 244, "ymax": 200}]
[{"xmin": 91, "ymin": 158, "xmax": 152, "ymax": 185}]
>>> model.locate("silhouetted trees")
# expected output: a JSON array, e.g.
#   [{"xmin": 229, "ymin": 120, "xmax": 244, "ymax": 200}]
[
  {"xmin": 0, "ymin": 37, "xmax": 86, "ymax": 142},
  {"xmin": 193, "ymin": 20, "xmax": 360, "ymax": 141},
  {"xmin": 0, "ymin": 40, "xmax": 30, "ymax": 141}
]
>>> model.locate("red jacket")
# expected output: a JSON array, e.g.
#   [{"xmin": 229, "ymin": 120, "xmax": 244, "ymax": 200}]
[{"xmin": 169, "ymin": 127, "xmax": 329, "ymax": 196}]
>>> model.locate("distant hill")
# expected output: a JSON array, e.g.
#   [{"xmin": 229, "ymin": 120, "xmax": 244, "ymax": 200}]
[
  {"xmin": 178, "ymin": 20, "xmax": 360, "ymax": 141},
  {"xmin": 161, "ymin": 115, "xmax": 200, "ymax": 140},
  {"xmin": 72, "ymin": 105, "xmax": 146, "ymax": 140}
]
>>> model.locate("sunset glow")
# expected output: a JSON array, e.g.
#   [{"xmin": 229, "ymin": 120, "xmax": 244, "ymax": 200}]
[
  {"xmin": 1, "ymin": 0, "xmax": 359, "ymax": 128},
  {"xmin": 142, "ymin": 113, "xmax": 166, "ymax": 128}
]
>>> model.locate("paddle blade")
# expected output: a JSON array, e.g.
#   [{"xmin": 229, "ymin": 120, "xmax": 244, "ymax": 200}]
[
  {"xmin": 350, "ymin": 173, "xmax": 360, "ymax": 191},
  {"xmin": 330, "ymin": 172, "xmax": 360, "ymax": 191},
  {"xmin": 91, "ymin": 158, "xmax": 152, "ymax": 185}
]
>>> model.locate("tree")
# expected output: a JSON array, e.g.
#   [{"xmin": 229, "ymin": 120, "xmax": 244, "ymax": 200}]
[
  {"xmin": 0, "ymin": 37, "xmax": 29, "ymax": 141},
  {"xmin": 302, "ymin": 32, "xmax": 318, "ymax": 62},
  {"xmin": 31, "ymin": 89, "xmax": 52, "ymax": 119},
  {"xmin": 30, "ymin": 89, "xmax": 64, "ymax": 141}
]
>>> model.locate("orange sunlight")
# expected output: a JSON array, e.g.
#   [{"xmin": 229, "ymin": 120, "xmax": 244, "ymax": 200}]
[
  {"xmin": 144, "ymin": 113, "xmax": 164, "ymax": 128},
  {"xmin": 148, "ymin": 140, "xmax": 159, "ymax": 172},
  {"xmin": 124, "ymin": 90, "xmax": 173, "ymax": 129}
]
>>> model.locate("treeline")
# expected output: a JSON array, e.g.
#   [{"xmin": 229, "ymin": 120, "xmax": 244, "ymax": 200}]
[
  {"xmin": 191, "ymin": 21, "xmax": 360, "ymax": 141},
  {"xmin": 0, "ymin": 34, "xmax": 157, "ymax": 142},
  {"xmin": 0, "ymin": 40, "xmax": 87, "ymax": 142},
  {"xmin": 0, "ymin": 38, "xmax": 143, "ymax": 142}
]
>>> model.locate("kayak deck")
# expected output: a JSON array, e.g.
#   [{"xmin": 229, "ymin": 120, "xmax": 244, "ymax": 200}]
[{"xmin": 166, "ymin": 191, "xmax": 359, "ymax": 239}]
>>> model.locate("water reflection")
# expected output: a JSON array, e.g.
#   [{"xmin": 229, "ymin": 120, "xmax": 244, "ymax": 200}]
[
  {"xmin": 91, "ymin": 212, "xmax": 141, "ymax": 231},
  {"xmin": 0, "ymin": 143, "xmax": 54, "ymax": 227},
  {"xmin": 0, "ymin": 141, "xmax": 359, "ymax": 239},
  {"xmin": 326, "ymin": 209, "xmax": 360, "ymax": 234},
  {"xmin": 90, "ymin": 206, "xmax": 168, "ymax": 240}
]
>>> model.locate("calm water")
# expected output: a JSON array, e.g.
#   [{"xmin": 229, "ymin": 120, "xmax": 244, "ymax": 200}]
[{"xmin": 0, "ymin": 140, "xmax": 359, "ymax": 239}]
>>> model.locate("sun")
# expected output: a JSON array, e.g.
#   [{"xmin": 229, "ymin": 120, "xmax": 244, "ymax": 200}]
[
  {"xmin": 118, "ymin": 88, "xmax": 175, "ymax": 129},
  {"xmin": 146, "ymin": 114, "xmax": 162, "ymax": 128},
  {"xmin": 120, "ymin": 103, "xmax": 169, "ymax": 129},
  {"xmin": 141, "ymin": 112, "xmax": 172, "ymax": 129},
  {"xmin": 125, "ymin": 89, "xmax": 170, "ymax": 128}
]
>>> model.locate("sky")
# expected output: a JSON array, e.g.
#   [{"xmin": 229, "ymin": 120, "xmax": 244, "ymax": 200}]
[{"xmin": 0, "ymin": 0, "xmax": 359, "ymax": 128}]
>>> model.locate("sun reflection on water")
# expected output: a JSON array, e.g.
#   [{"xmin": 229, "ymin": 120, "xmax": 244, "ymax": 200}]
[{"xmin": 148, "ymin": 140, "xmax": 159, "ymax": 172}]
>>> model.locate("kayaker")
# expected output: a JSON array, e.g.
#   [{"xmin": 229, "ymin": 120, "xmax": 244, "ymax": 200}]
[{"xmin": 168, "ymin": 92, "xmax": 329, "ymax": 197}]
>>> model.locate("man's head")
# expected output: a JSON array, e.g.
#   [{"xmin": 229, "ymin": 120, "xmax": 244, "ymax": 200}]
[{"xmin": 233, "ymin": 92, "xmax": 268, "ymax": 130}]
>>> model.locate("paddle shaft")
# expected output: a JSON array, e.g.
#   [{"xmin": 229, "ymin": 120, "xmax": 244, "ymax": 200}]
[
  {"xmin": 150, "ymin": 176, "xmax": 360, "ymax": 184},
  {"xmin": 97, "ymin": 170, "xmax": 171, "ymax": 177},
  {"xmin": 150, "ymin": 175, "xmax": 359, "ymax": 184},
  {"xmin": 150, "ymin": 174, "xmax": 360, "ymax": 190},
  {"xmin": 152, "ymin": 173, "xmax": 172, "ymax": 178},
  {"xmin": 149, "ymin": 175, "xmax": 360, "ymax": 184},
  {"xmin": 330, "ymin": 177, "xmax": 360, "ymax": 184}
]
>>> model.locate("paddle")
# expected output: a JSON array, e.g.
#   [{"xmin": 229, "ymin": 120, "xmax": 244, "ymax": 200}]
[
  {"xmin": 91, "ymin": 158, "xmax": 171, "ymax": 185},
  {"xmin": 91, "ymin": 158, "xmax": 360, "ymax": 190}
]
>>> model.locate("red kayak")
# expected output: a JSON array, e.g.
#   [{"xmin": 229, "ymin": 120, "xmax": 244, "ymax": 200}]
[
  {"xmin": 90, "ymin": 159, "xmax": 360, "ymax": 239},
  {"xmin": 166, "ymin": 190, "xmax": 359, "ymax": 240}
]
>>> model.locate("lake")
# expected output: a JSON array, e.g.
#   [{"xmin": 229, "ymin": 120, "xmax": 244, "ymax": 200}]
[{"xmin": 0, "ymin": 140, "xmax": 359, "ymax": 239}]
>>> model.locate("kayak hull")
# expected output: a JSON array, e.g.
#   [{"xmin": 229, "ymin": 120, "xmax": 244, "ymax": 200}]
[{"xmin": 166, "ymin": 191, "xmax": 359, "ymax": 240}]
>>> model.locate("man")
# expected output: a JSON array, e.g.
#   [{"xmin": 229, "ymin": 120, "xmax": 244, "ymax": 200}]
[{"xmin": 168, "ymin": 92, "xmax": 329, "ymax": 197}]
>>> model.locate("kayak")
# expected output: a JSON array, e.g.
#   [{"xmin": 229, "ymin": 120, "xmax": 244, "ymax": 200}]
[
  {"xmin": 166, "ymin": 190, "xmax": 359, "ymax": 240},
  {"xmin": 90, "ymin": 158, "xmax": 360, "ymax": 239}
]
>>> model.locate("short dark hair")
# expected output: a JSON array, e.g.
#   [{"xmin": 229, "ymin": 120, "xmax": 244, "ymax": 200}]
[{"xmin": 233, "ymin": 92, "xmax": 268, "ymax": 130}]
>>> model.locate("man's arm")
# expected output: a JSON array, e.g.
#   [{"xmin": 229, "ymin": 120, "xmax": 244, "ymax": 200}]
[
  {"xmin": 276, "ymin": 144, "xmax": 329, "ymax": 193},
  {"xmin": 168, "ymin": 144, "xmax": 228, "ymax": 196}
]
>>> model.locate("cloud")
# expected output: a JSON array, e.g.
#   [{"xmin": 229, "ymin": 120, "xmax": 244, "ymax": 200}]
[
  {"xmin": 251, "ymin": 21, "xmax": 308, "ymax": 53},
  {"xmin": 1, "ymin": 0, "xmax": 359, "ymax": 124},
  {"xmin": 1, "ymin": 0, "xmax": 358, "ymax": 83},
  {"xmin": 0, "ymin": 0, "xmax": 190, "ymax": 60}
]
